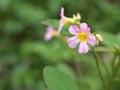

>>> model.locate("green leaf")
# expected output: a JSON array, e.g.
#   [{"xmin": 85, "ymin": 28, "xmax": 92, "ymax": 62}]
[
  {"xmin": 3, "ymin": 20, "xmax": 23, "ymax": 34},
  {"xmin": 98, "ymin": 31, "xmax": 120, "ymax": 46},
  {"xmin": 41, "ymin": 19, "xmax": 59, "ymax": 29},
  {"xmin": 13, "ymin": 2, "xmax": 47, "ymax": 24},
  {"xmin": 80, "ymin": 76, "xmax": 101, "ymax": 90},
  {"xmin": 43, "ymin": 66, "xmax": 79, "ymax": 90},
  {"xmin": 0, "ymin": 0, "xmax": 11, "ymax": 11},
  {"xmin": 20, "ymin": 41, "xmax": 71, "ymax": 62},
  {"xmin": 56, "ymin": 63, "xmax": 76, "ymax": 81}
]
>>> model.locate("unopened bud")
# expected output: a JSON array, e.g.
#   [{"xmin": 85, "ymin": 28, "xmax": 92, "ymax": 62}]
[
  {"xmin": 96, "ymin": 34, "xmax": 104, "ymax": 41},
  {"xmin": 76, "ymin": 13, "xmax": 81, "ymax": 20}
]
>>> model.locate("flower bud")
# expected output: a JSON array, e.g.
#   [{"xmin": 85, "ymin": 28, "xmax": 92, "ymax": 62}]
[
  {"xmin": 96, "ymin": 34, "xmax": 104, "ymax": 41},
  {"xmin": 95, "ymin": 34, "xmax": 104, "ymax": 45}
]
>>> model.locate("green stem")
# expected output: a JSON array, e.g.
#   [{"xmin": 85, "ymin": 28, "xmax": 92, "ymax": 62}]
[
  {"xmin": 92, "ymin": 47, "xmax": 105, "ymax": 88},
  {"xmin": 74, "ymin": 57, "xmax": 81, "ymax": 76},
  {"xmin": 106, "ymin": 56, "xmax": 120, "ymax": 90},
  {"xmin": 111, "ymin": 55, "xmax": 117, "ymax": 71},
  {"xmin": 100, "ymin": 58, "xmax": 110, "ymax": 77}
]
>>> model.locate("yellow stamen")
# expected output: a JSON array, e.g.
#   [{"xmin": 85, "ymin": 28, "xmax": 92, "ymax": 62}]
[{"xmin": 78, "ymin": 32, "xmax": 88, "ymax": 42}]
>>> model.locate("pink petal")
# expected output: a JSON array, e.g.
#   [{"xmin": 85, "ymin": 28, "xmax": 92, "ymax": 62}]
[
  {"xmin": 46, "ymin": 26, "xmax": 54, "ymax": 32},
  {"xmin": 44, "ymin": 26, "xmax": 53, "ymax": 41},
  {"xmin": 44, "ymin": 31, "xmax": 52, "ymax": 41},
  {"xmin": 58, "ymin": 19, "xmax": 64, "ymax": 33},
  {"xmin": 87, "ymin": 35, "xmax": 96, "ymax": 46},
  {"xmin": 67, "ymin": 36, "xmax": 77, "ymax": 43},
  {"xmin": 67, "ymin": 36, "xmax": 79, "ymax": 48},
  {"xmin": 58, "ymin": 7, "xmax": 65, "ymax": 33},
  {"xmin": 69, "ymin": 25, "xmax": 80, "ymax": 35},
  {"xmin": 80, "ymin": 23, "xmax": 90, "ymax": 34},
  {"xmin": 78, "ymin": 42, "xmax": 89, "ymax": 54},
  {"xmin": 60, "ymin": 7, "xmax": 64, "ymax": 18}
]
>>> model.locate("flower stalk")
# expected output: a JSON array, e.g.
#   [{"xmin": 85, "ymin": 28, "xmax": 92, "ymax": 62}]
[
  {"xmin": 106, "ymin": 56, "xmax": 120, "ymax": 90},
  {"xmin": 92, "ymin": 47, "xmax": 106, "ymax": 88}
]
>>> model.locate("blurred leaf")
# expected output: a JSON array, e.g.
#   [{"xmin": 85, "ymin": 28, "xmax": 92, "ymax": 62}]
[
  {"xmin": 0, "ymin": 54, "xmax": 18, "ymax": 66},
  {"xmin": 11, "ymin": 64, "xmax": 36, "ymax": 90},
  {"xmin": 11, "ymin": 64, "xmax": 29, "ymax": 89},
  {"xmin": 56, "ymin": 63, "xmax": 76, "ymax": 81},
  {"xmin": 79, "ymin": 76, "xmax": 101, "ymax": 90},
  {"xmin": 0, "ymin": 80, "xmax": 4, "ymax": 90},
  {"xmin": 46, "ymin": 0, "xmax": 62, "ymax": 15},
  {"xmin": 98, "ymin": 31, "xmax": 120, "ymax": 46},
  {"xmin": 61, "ymin": 24, "xmax": 71, "ymax": 36},
  {"xmin": 13, "ymin": 2, "xmax": 47, "ymax": 24},
  {"xmin": 3, "ymin": 20, "xmax": 23, "ymax": 34},
  {"xmin": 118, "ymin": 33, "xmax": 120, "ymax": 42},
  {"xmin": 36, "ymin": 81, "xmax": 46, "ymax": 90},
  {"xmin": 20, "ymin": 41, "xmax": 71, "ymax": 62},
  {"xmin": 41, "ymin": 19, "xmax": 59, "ymax": 29},
  {"xmin": 43, "ymin": 66, "xmax": 79, "ymax": 90},
  {"xmin": 0, "ymin": 0, "xmax": 11, "ymax": 11}
]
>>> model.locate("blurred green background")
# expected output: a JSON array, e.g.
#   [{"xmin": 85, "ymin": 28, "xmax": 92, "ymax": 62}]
[{"xmin": 0, "ymin": 0, "xmax": 120, "ymax": 90}]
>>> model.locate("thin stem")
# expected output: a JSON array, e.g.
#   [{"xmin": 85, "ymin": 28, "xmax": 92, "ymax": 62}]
[
  {"xmin": 100, "ymin": 58, "xmax": 110, "ymax": 77},
  {"xmin": 92, "ymin": 47, "xmax": 105, "ymax": 88},
  {"xmin": 94, "ymin": 47, "xmax": 114, "ymax": 53},
  {"xmin": 106, "ymin": 56, "xmax": 120, "ymax": 90},
  {"xmin": 111, "ymin": 55, "xmax": 117, "ymax": 71},
  {"xmin": 74, "ymin": 58, "xmax": 81, "ymax": 76}
]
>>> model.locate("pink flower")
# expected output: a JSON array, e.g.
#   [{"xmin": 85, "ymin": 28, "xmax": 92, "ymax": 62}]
[
  {"xmin": 44, "ymin": 26, "xmax": 54, "ymax": 41},
  {"xmin": 67, "ymin": 23, "xmax": 96, "ymax": 54},
  {"xmin": 58, "ymin": 7, "xmax": 81, "ymax": 33},
  {"xmin": 58, "ymin": 7, "xmax": 65, "ymax": 33}
]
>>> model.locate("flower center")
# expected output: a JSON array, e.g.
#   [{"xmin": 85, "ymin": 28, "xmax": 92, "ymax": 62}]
[{"xmin": 78, "ymin": 32, "xmax": 88, "ymax": 42}]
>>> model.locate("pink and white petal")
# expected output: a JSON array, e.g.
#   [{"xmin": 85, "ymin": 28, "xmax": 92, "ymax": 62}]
[
  {"xmin": 78, "ymin": 42, "xmax": 89, "ymax": 54},
  {"xmin": 87, "ymin": 35, "xmax": 96, "ymax": 46},
  {"xmin": 80, "ymin": 23, "xmax": 88, "ymax": 31},
  {"xmin": 69, "ymin": 25, "xmax": 80, "ymax": 35},
  {"xmin": 58, "ymin": 19, "xmax": 64, "ymax": 33},
  {"xmin": 80, "ymin": 23, "xmax": 90, "ymax": 34},
  {"xmin": 60, "ymin": 7, "xmax": 64, "ymax": 17},
  {"xmin": 67, "ymin": 36, "xmax": 79, "ymax": 48},
  {"xmin": 46, "ymin": 26, "xmax": 54, "ymax": 32},
  {"xmin": 67, "ymin": 36, "xmax": 78, "ymax": 43},
  {"xmin": 67, "ymin": 39, "xmax": 79, "ymax": 48},
  {"xmin": 44, "ymin": 32, "xmax": 52, "ymax": 41}
]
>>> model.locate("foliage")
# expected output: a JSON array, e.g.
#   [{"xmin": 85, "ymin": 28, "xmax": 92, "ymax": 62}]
[{"xmin": 0, "ymin": 0, "xmax": 120, "ymax": 90}]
